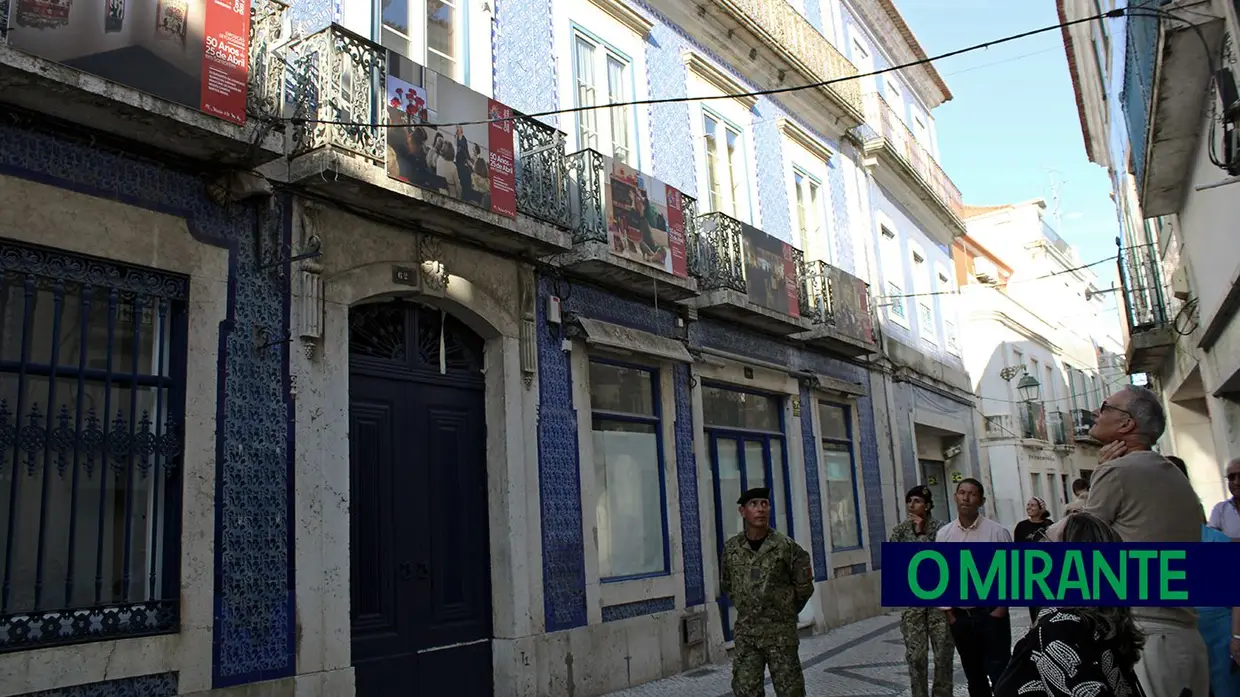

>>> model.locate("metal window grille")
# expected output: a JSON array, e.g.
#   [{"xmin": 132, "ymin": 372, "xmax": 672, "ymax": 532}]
[{"xmin": 0, "ymin": 240, "xmax": 187, "ymax": 652}]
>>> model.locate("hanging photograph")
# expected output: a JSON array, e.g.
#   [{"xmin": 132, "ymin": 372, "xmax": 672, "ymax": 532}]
[
  {"xmin": 384, "ymin": 53, "xmax": 517, "ymax": 219},
  {"xmin": 740, "ymin": 223, "xmax": 800, "ymax": 317},
  {"xmin": 603, "ymin": 157, "xmax": 688, "ymax": 278},
  {"xmin": 826, "ymin": 265, "xmax": 874, "ymax": 344},
  {"xmin": 14, "ymin": 0, "xmax": 72, "ymax": 30},
  {"xmin": 105, "ymin": 0, "xmax": 124, "ymax": 32},
  {"xmin": 6, "ymin": 0, "xmax": 251, "ymax": 125}
]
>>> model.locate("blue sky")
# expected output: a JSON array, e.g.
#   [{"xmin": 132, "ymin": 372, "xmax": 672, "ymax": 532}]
[{"xmin": 895, "ymin": 0, "xmax": 1123, "ymax": 294}]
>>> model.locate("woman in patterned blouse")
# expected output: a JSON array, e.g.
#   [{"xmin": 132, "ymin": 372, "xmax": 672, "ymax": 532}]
[{"xmin": 994, "ymin": 513, "xmax": 1145, "ymax": 697}]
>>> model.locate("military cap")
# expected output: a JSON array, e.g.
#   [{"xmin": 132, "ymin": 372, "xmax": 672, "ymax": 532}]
[
  {"xmin": 737, "ymin": 487, "xmax": 770, "ymax": 506},
  {"xmin": 905, "ymin": 484, "xmax": 932, "ymax": 503}
]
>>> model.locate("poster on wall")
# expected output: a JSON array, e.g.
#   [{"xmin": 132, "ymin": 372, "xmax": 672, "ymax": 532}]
[
  {"xmin": 384, "ymin": 53, "xmax": 518, "ymax": 219},
  {"xmin": 740, "ymin": 222, "xmax": 800, "ymax": 317},
  {"xmin": 602, "ymin": 157, "xmax": 688, "ymax": 278},
  {"xmin": 826, "ymin": 265, "xmax": 874, "ymax": 343},
  {"xmin": 7, "ymin": 0, "xmax": 250, "ymax": 125}
]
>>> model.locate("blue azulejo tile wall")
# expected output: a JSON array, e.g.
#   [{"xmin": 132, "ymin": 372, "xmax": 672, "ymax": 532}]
[
  {"xmin": 0, "ymin": 123, "xmax": 296, "ymax": 689},
  {"xmin": 13, "ymin": 672, "xmax": 179, "ymax": 697},
  {"xmin": 799, "ymin": 384, "xmax": 828, "ymax": 582},
  {"xmin": 493, "ymin": 0, "xmax": 559, "ymax": 126}
]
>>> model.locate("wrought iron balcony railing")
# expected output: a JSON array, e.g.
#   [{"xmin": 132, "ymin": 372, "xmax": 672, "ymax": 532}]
[
  {"xmin": 564, "ymin": 149, "xmax": 695, "ymax": 248},
  {"xmin": 1072, "ymin": 409, "xmax": 1097, "ymax": 438},
  {"xmin": 1117, "ymin": 242, "xmax": 1169, "ymax": 333},
  {"xmin": 861, "ymin": 92, "xmax": 964, "ymax": 221},
  {"xmin": 708, "ymin": 0, "xmax": 862, "ymax": 116},
  {"xmin": 693, "ymin": 212, "xmax": 747, "ymax": 294},
  {"xmin": 984, "ymin": 413, "xmax": 1014, "ymax": 438},
  {"xmin": 247, "ymin": 0, "xmax": 289, "ymax": 121},
  {"xmin": 284, "ymin": 25, "xmax": 569, "ymax": 228},
  {"xmin": 1049, "ymin": 411, "xmax": 1071, "ymax": 446},
  {"xmin": 802, "ymin": 260, "xmax": 876, "ymax": 344},
  {"xmin": 1019, "ymin": 402, "xmax": 1048, "ymax": 441}
]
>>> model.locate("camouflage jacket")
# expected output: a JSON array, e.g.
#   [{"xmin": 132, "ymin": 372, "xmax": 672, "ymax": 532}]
[
  {"xmin": 888, "ymin": 516, "xmax": 942, "ymax": 543},
  {"xmin": 720, "ymin": 529, "xmax": 813, "ymax": 644}
]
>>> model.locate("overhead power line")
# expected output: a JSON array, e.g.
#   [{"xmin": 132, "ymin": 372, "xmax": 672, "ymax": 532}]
[
  {"xmin": 282, "ymin": 7, "xmax": 1129, "ymax": 131},
  {"xmin": 878, "ymin": 255, "xmax": 1118, "ymax": 301}
]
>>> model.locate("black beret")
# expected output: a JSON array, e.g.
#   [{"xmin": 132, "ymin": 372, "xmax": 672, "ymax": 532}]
[
  {"xmin": 737, "ymin": 487, "xmax": 770, "ymax": 506},
  {"xmin": 906, "ymin": 485, "xmax": 932, "ymax": 502}
]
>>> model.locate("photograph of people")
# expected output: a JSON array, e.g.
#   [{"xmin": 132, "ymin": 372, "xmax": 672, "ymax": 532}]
[{"xmin": 607, "ymin": 165, "xmax": 671, "ymax": 270}]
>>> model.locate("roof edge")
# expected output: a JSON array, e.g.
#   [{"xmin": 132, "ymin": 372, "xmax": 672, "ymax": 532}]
[{"xmin": 1056, "ymin": 0, "xmax": 1097, "ymax": 163}]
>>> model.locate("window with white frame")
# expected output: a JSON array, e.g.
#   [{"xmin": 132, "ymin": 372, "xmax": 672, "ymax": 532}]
[
  {"xmin": 937, "ymin": 267, "xmax": 958, "ymax": 354},
  {"xmin": 589, "ymin": 361, "xmax": 667, "ymax": 579},
  {"xmin": 792, "ymin": 169, "xmax": 823, "ymax": 251},
  {"xmin": 912, "ymin": 249, "xmax": 935, "ymax": 344},
  {"xmin": 820, "ymin": 402, "xmax": 862, "ymax": 550},
  {"xmin": 702, "ymin": 110, "xmax": 749, "ymax": 221},
  {"xmin": 880, "ymin": 227, "xmax": 905, "ymax": 322},
  {"xmin": 572, "ymin": 31, "xmax": 634, "ymax": 165},
  {"xmin": 380, "ymin": 0, "xmax": 465, "ymax": 81}
]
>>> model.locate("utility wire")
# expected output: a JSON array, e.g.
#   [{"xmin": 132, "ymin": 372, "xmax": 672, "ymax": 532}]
[
  {"xmin": 282, "ymin": 7, "xmax": 1129, "ymax": 131},
  {"xmin": 877, "ymin": 255, "xmax": 1117, "ymax": 301}
]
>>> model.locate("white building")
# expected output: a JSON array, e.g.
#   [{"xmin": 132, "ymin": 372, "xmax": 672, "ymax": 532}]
[
  {"xmin": 1058, "ymin": 0, "xmax": 1240, "ymax": 502},
  {"xmin": 955, "ymin": 200, "xmax": 1127, "ymax": 527}
]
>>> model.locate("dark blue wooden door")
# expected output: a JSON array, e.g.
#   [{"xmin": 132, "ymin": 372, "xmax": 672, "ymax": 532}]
[{"xmin": 348, "ymin": 301, "xmax": 492, "ymax": 696}]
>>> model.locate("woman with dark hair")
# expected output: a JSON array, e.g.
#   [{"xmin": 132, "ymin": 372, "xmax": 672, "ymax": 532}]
[
  {"xmin": 994, "ymin": 513, "xmax": 1145, "ymax": 697},
  {"xmin": 1014, "ymin": 497, "xmax": 1054, "ymax": 623},
  {"xmin": 890, "ymin": 485, "xmax": 953, "ymax": 697}
]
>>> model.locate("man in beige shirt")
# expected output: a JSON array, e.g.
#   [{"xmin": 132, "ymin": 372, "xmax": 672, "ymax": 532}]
[
  {"xmin": 935, "ymin": 478, "xmax": 1013, "ymax": 697},
  {"xmin": 1047, "ymin": 385, "xmax": 1208, "ymax": 697}
]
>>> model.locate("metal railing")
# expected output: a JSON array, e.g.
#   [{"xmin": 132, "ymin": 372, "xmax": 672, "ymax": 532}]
[
  {"xmin": 1049, "ymin": 411, "xmax": 1071, "ymax": 445},
  {"xmin": 693, "ymin": 212, "xmax": 747, "ymax": 294},
  {"xmin": 513, "ymin": 116, "xmax": 570, "ymax": 228},
  {"xmin": 247, "ymin": 0, "xmax": 289, "ymax": 121},
  {"xmin": 984, "ymin": 414, "xmax": 1014, "ymax": 438},
  {"xmin": 1072, "ymin": 409, "xmax": 1096, "ymax": 438},
  {"xmin": 708, "ymin": 0, "xmax": 862, "ymax": 115},
  {"xmin": 1117, "ymin": 242, "xmax": 1169, "ymax": 332},
  {"xmin": 860, "ymin": 92, "xmax": 964, "ymax": 221},
  {"xmin": 1019, "ymin": 402, "xmax": 1048, "ymax": 441},
  {"xmin": 0, "ymin": 240, "xmax": 187, "ymax": 652},
  {"xmin": 802, "ymin": 260, "xmax": 876, "ymax": 344}
]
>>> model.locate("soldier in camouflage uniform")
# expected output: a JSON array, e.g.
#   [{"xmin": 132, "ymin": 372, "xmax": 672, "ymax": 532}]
[
  {"xmin": 889, "ymin": 485, "xmax": 953, "ymax": 697},
  {"xmin": 721, "ymin": 487, "xmax": 815, "ymax": 697}
]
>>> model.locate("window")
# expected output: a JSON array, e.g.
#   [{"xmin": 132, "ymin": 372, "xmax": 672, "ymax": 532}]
[
  {"xmin": 589, "ymin": 361, "xmax": 667, "ymax": 579},
  {"xmin": 702, "ymin": 111, "xmax": 748, "ymax": 221},
  {"xmin": 912, "ymin": 249, "xmax": 935, "ymax": 344},
  {"xmin": 792, "ymin": 169, "xmax": 823, "ymax": 251},
  {"xmin": 880, "ymin": 227, "xmax": 906, "ymax": 321},
  {"xmin": 945, "ymin": 321, "xmax": 959, "ymax": 355},
  {"xmin": 381, "ymin": 0, "xmax": 465, "ymax": 80},
  {"xmin": 1065, "ymin": 364, "xmax": 1078, "ymax": 412},
  {"xmin": 819, "ymin": 402, "xmax": 861, "ymax": 549},
  {"xmin": 572, "ymin": 31, "xmax": 634, "ymax": 165},
  {"xmin": 0, "ymin": 241, "xmax": 187, "ymax": 651}
]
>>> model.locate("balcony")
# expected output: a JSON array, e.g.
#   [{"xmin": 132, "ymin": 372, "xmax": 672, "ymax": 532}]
[
  {"xmin": 1018, "ymin": 402, "xmax": 1048, "ymax": 441},
  {"xmin": 1048, "ymin": 411, "xmax": 1071, "ymax": 447},
  {"xmin": 280, "ymin": 25, "xmax": 572, "ymax": 257},
  {"xmin": 557, "ymin": 149, "xmax": 700, "ymax": 301},
  {"xmin": 1072, "ymin": 409, "xmax": 1099, "ymax": 444},
  {"xmin": 689, "ymin": 212, "xmax": 813, "ymax": 335},
  {"xmin": 1122, "ymin": 1, "xmax": 1227, "ymax": 216},
  {"xmin": 856, "ymin": 93, "xmax": 965, "ymax": 246},
  {"xmin": 1118, "ymin": 242, "xmax": 1176, "ymax": 373},
  {"xmin": 644, "ymin": 0, "xmax": 863, "ymax": 131},
  {"xmin": 983, "ymin": 413, "xmax": 1015, "ymax": 439},
  {"xmin": 795, "ymin": 260, "xmax": 879, "ymax": 357},
  {"xmin": 0, "ymin": 0, "xmax": 286, "ymax": 165}
]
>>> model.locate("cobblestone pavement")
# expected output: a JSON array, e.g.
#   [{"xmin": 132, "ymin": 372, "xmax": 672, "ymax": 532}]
[{"xmin": 603, "ymin": 610, "xmax": 1034, "ymax": 697}]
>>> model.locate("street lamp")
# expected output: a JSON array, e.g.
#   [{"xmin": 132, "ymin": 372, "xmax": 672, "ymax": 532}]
[{"xmin": 1016, "ymin": 374, "xmax": 1042, "ymax": 403}]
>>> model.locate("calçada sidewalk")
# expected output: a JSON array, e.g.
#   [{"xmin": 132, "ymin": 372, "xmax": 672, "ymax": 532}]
[{"xmin": 600, "ymin": 610, "xmax": 1033, "ymax": 697}]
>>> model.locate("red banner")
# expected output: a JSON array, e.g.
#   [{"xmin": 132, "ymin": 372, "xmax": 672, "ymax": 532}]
[
  {"xmin": 665, "ymin": 185, "xmax": 688, "ymax": 278},
  {"xmin": 487, "ymin": 99, "xmax": 517, "ymax": 218},
  {"xmin": 200, "ymin": 0, "xmax": 250, "ymax": 125},
  {"xmin": 782, "ymin": 245, "xmax": 800, "ymax": 318}
]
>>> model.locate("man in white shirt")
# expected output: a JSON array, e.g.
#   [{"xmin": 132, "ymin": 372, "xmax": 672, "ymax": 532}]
[
  {"xmin": 935, "ymin": 478, "xmax": 1012, "ymax": 697},
  {"xmin": 1207, "ymin": 456, "xmax": 1240, "ymax": 540}
]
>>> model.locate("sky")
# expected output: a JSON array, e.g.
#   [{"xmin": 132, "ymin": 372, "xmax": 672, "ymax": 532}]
[{"xmin": 895, "ymin": 0, "xmax": 1125, "ymax": 322}]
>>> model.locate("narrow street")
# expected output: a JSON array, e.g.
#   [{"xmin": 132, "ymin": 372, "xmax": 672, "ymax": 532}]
[{"xmin": 603, "ymin": 611, "xmax": 1033, "ymax": 697}]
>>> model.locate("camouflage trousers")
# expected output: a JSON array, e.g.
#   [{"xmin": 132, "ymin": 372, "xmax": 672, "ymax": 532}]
[
  {"xmin": 901, "ymin": 608, "xmax": 954, "ymax": 697},
  {"xmin": 731, "ymin": 638, "xmax": 805, "ymax": 697}
]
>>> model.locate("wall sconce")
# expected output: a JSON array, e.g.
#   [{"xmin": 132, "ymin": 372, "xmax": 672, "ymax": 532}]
[{"xmin": 999, "ymin": 364, "xmax": 1042, "ymax": 403}]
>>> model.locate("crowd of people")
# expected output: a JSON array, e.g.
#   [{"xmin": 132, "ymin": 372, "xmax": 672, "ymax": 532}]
[{"xmin": 716, "ymin": 384, "xmax": 1240, "ymax": 697}]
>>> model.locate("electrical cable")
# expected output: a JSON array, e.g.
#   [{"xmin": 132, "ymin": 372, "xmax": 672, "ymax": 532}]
[
  {"xmin": 877, "ymin": 255, "xmax": 1118, "ymax": 301},
  {"xmin": 279, "ymin": 7, "xmax": 1129, "ymax": 131}
]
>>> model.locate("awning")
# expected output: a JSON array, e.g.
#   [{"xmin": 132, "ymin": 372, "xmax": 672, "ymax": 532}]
[
  {"xmin": 577, "ymin": 317, "xmax": 693, "ymax": 363},
  {"xmin": 809, "ymin": 372, "xmax": 867, "ymax": 397}
]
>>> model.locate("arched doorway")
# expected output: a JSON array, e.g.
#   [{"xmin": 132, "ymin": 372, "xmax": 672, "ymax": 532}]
[{"xmin": 347, "ymin": 300, "xmax": 493, "ymax": 697}]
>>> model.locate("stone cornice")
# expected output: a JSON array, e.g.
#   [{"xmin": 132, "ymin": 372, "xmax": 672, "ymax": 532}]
[
  {"xmin": 587, "ymin": 0, "xmax": 654, "ymax": 38},
  {"xmin": 777, "ymin": 118, "xmax": 835, "ymax": 163},
  {"xmin": 682, "ymin": 50, "xmax": 759, "ymax": 110}
]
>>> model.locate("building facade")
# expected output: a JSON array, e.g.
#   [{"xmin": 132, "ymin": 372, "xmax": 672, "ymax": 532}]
[
  {"xmin": 954, "ymin": 200, "xmax": 1125, "ymax": 528},
  {"xmin": 0, "ymin": 0, "xmax": 971, "ymax": 696},
  {"xmin": 1058, "ymin": 0, "xmax": 1240, "ymax": 503}
]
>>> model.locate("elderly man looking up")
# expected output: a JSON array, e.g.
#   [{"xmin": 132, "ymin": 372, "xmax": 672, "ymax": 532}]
[
  {"xmin": 1207, "ymin": 456, "xmax": 1240, "ymax": 540},
  {"xmin": 1046, "ymin": 385, "xmax": 1208, "ymax": 697}
]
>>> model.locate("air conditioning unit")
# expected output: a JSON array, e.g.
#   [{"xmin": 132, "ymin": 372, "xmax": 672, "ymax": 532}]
[
  {"xmin": 1170, "ymin": 265, "xmax": 1191, "ymax": 301},
  {"xmin": 973, "ymin": 257, "xmax": 998, "ymax": 284}
]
